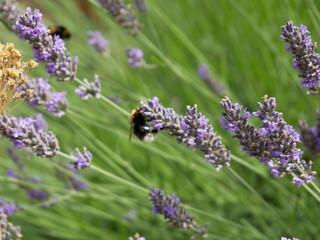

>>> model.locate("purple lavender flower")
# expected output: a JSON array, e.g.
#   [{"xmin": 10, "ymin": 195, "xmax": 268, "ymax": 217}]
[
  {"xmin": 126, "ymin": 48, "xmax": 146, "ymax": 68},
  {"xmin": 299, "ymin": 110, "xmax": 320, "ymax": 155},
  {"xmin": 6, "ymin": 169, "xmax": 17, "ymax": 178},
  {"xmin": 75, "ymin": 75, "xmax": 101, "ymax": 100},
  {"xmin": 0, "ymin": 0, "xmax": 21, "ymax": 30},
  {"xmin": 26, "ymin": 189, "xmax": 49, "ymax": 200},
  {"xmin": 0, "ymin": 199, "xmax": 17, "ymax": 216},
  {"xmin": 129, "ymin": 233, "xmax": 146, "ymax": 240},
  {"xmin": 133, "ymin": 0, "xmax": 148, "ymax": 14},
  {"xmin": 20, "ymin": 77, "xmax": 68, "ymax": 117},
  {"xmin": 0, "ymin": 213, "xmax": 22, "ymax": 239},
  {"xmin": 16, "ymin": 7, "xmax": 78, "ymax": 81},
  {"xmin": 70, "ymin": 147, "xmax": 93, "ymax": 170},
  {"xmin": 46, "ymin": 91, "xmax": 68, "ymax": 117},
  {"xmin": 281, "ymin": 21, "xmax": 320, "ymax": 94},
  {"xmin": 87, "ymin": 31, "xmax": 109, "ymax": 56},
  {"xmin": 198, "ymin": 64, "xmax": 225, "ymax": 96},
  {"xmin": 221, "ymin": 95, "xmax": 316, "ymax": 186},
  {"xmin": 138, "ymin": 97, "xmax": 230, "ymax": 170},
  {"xmin": 96, "ymin": 0, "xmax": 141, "ymax": 34},
  {"xmin": 0, "ymin": 115, "xmax": 59, "ymax": 158},
  {"xmin": 149, "ymin": 187, "xmax": 208, "ymax": 239}
]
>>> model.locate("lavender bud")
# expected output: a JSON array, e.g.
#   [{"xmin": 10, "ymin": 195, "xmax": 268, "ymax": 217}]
[
  {"xmin": 126, "ymin": 48, "xmax": 146, "ymax": 68},
  {"xmin": 75, "ymin": 75, "xmax": 101, "ymax": 100},
  {"xmin": 0, "ymin": 115, "xmax": 59, "ymax": 158},
  {"xmin": 221, "ymin": 95, "xmax": 316, "ymax": 186},
  {"xmin": 87, "ymin": 31, "xmax": 110, "ymax": 56},
  {"xmin": 0, "ymin": 213, "xmax": 22, "ymax": 240},
  {"xmin": 132, "ymin": 0, "xmax": 148, "ymax": 14},
  {"xmin": 0, "ymin": 199, "xmax": 17, "ymax": 216},
  {"xmin": 139, "ymin": 97, "xmax": 230, "ymax": 171},
  {"xmin": 198, "ymin": 64, "xmax": 225, "ymax": 96},
  {"xmin": 0, "ymin": 0, "xmax": 20, "ymax": 30},
  {"xmin": 281, "ymin": 21, "xmax": 320, "ymax": 94},
  {"xmin": 16, "ymin": 7, "xmax": 78, "ymax": 81},
  {"xmin": 20, "ymin": 77, "xmax": 68, "ymax": 117},
  {"xmin": 96, "ymin": 0, "xmax": 141, "ymax": 35},
  {"xmin": 299, "ymin": 110, "xmax": 320, "ymax": 155},
  {"xmin": 70, "ymin": 147, "xmax": 93, "ymax": 170},
  {"xmin": 149, "ymin": 187, "xmax": 208, "ymax": 239},
  {"xmin": 129, "ymin": 233, "xmax": 145, "ymax": 240}
]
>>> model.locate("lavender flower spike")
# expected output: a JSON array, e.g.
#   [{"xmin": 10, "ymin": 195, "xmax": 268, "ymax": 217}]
[
  {"xmin": 149, "ymin": 187, "xmax": 208, "ymax": 239},
  {"xmin": 139, "ymin": 97, "xmax": 230, "ymax": 170},
  {"xmin": 299, "ymin": 110, "xmax": 320, "ymax": 155},
  {"xmin": 0, "ymin": 199, "xmax": 17, "ymax": 216},
  {"xmin": 221, "ymin": 95, "xmax": 316, "ymax": 186},
  {"xmin": 96, "ymin": 0, "xmax": 141, "ymax": 35},
  {"xmin": 126, "ymin": 48, "xmax": 146, "ymax": 68},
  {"xmin": 16, "ymin": 7, "xmax": 78, "ymax": 81},
  {"xmin": 281, "ymin": 21, "xmax": 320, "ymax": 94},
  {"xmin": 87, "ymin": 31, "xmax": 110, "ymax": 56},
  {"xmin": 70, "ymin": 147, "xmax": 93, "ymax": 170},
  {"xmin": 0, "ymin": 213, "xmax": 22, "ymax": 239},
  {"xmin": 20, "ymin": 77, "xmax": 68, "ymax": 117},
  {"xmin": 0, "ymin": 115, "xmax": 59, "ymax": 158},
  {"xmin": 0, "ymin": 0, "xmax": 21, "ymax": 30},
  {"xmin": 129, "ymin": 233, "xmax": 145, "ymax": 240},
  {"xmin": 75, "ymin": 75, "xmax": 101, "ymax": 100}
]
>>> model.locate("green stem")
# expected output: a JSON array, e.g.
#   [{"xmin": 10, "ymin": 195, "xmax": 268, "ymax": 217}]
[
  {"xmin": 57, "ymin": 150, "xmax": 148, "ymax": 193},
  {"xmin": 230, "ymin": 153, "xmax": 265, "ymax": 177},
  {"xmin": 90, "ymin": 165, "xmax": 148, "ymax": 193}
]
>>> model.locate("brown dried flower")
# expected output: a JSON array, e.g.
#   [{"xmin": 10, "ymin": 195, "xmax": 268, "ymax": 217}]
[{"xmin": 0, "ymin": 43, "xmax": 37, "ymax": 115}]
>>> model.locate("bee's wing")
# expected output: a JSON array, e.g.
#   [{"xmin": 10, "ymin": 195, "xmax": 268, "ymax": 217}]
[{"xmin": 129, "ymin": 124, "xmax": 133, "ymax": 141}]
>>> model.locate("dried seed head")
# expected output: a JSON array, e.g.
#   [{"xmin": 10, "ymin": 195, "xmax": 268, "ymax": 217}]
[{"xmin": 0, "ymin": 43, "xmax": 37, "ymax": 115}]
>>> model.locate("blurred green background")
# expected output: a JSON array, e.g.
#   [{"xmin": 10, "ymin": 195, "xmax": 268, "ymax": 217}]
[{"xmin": 1, "ymin": 0, "xmax": 320, "ymax": 239}]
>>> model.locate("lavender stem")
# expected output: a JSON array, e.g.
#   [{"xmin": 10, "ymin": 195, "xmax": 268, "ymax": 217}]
[{"xmin": 56, "ymin": 151, "xmax": 147, "ymax": 193}]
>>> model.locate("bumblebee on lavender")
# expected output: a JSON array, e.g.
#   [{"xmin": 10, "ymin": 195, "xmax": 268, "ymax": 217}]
[
  {"xmin": 49, "ymin": 24, "xmax": 71, "ymax": 39},
  {"xmin": 129, "ymin": 107, "xmax": 158, "ymax": 141}
]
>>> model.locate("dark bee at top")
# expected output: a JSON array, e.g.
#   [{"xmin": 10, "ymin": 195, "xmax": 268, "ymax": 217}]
[
  {"xmin": 129, "ymin": 107, "xmax": 158, "ymax": 142},
  {"xmin": 49, "ymin": 24, "xmax": 71, "ymax": 39}
]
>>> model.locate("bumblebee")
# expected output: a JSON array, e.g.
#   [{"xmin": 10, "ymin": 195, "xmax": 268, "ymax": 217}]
[
  {"xmin": 49, "ymin": 25, "xmax": 71, "ymax": 39},
  {"xmin": 129, "ymin": 107, "xmax": 158, "ymax": 142}
]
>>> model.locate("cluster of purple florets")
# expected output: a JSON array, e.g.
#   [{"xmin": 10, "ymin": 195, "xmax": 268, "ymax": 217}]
[
  {"xmin": 281, "ymin": 21, "xmax": 320, "ymax": 94},
  {"xmin": 221, "ymin": 95, "xmax": 316, "ymax": 186},
  {"xmin": 139, "ymin": 97, "xmax": 230, "ymax": 170},
  {"xmin": 75, "ymin": 75, "xmax": 101, "ymax": 100},
  {"xmin": 16, "ymin": 7, "xmax": 78, "ymax": 82},
  {"xmin": 21, "ymin": 78, "xmax": 68, "ymax": 117},
  {"xmin": 0, "ymin": 114, "xmax": 59, "ymax": 158},
  {"xmin": 70, "ymin": 147, "xmax": 93, "ymax": 170},
  {"xmin": 149, "ymin": 187, "xmax": 208, "ymax": 239}
]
